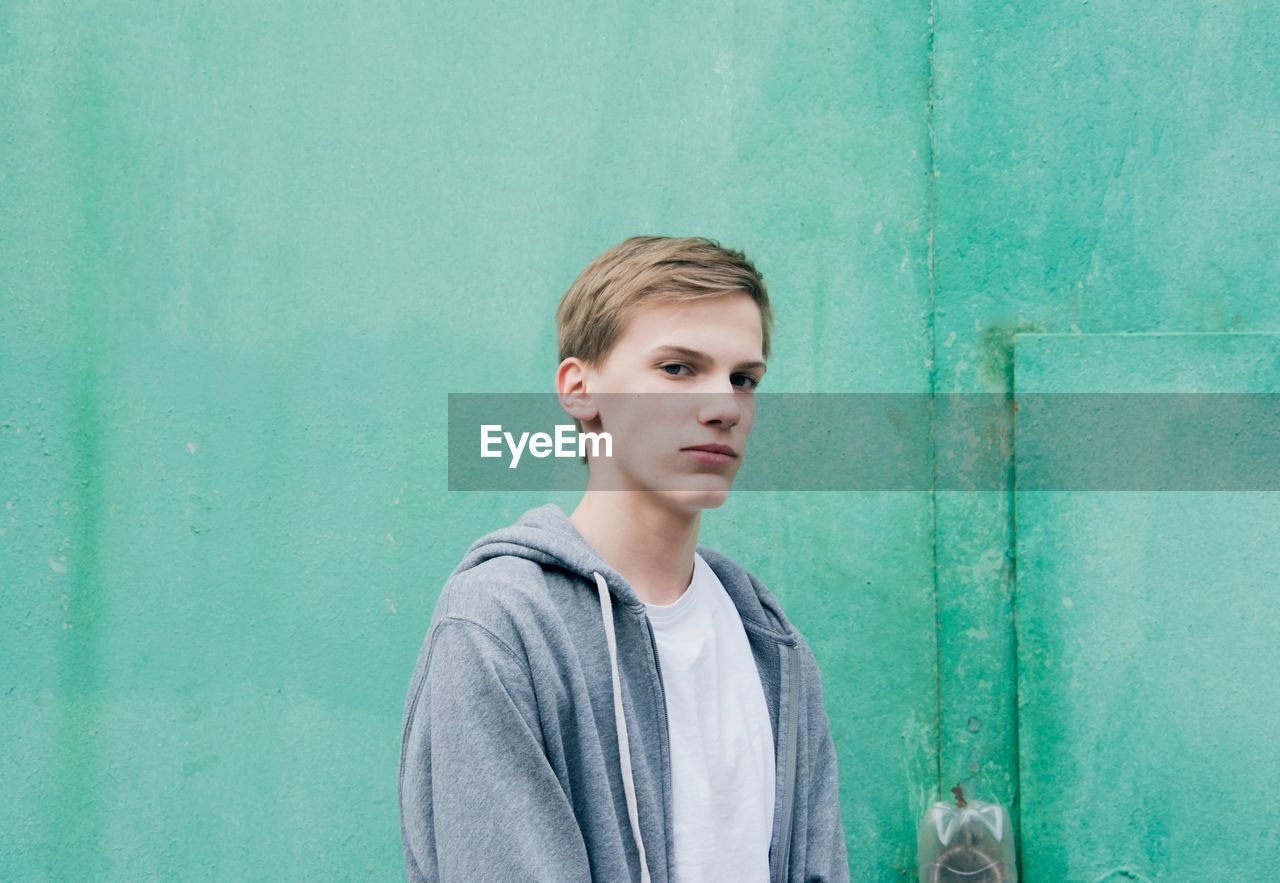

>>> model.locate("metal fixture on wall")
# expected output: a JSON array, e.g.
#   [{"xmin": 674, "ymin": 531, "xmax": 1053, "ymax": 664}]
[{"xmin": 917, "ymin": 786, "xmax": 1017, "ymax": 882}]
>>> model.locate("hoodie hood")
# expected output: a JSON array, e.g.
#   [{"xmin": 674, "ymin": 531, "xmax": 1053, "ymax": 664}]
[{"xmin": 450, "ymin": 502, "xmax": 796, "ymax": 642}]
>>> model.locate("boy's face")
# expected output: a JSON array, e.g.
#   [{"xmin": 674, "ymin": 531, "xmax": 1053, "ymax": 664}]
[{"xmin": 558, "ymin": 292, "xmax": 766, "ymax": 514}]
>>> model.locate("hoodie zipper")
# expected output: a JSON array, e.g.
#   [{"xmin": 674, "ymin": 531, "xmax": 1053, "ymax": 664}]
[
  {"xmin": 774, "ymin": 643, "xmax": 800, "ymax": 881},
  {"xmin": 641, "ymin": 614, "xmax": 672, "ymax": 881},
  {"xmin": 641, "ymin": 614, "xmax": 671, "ymax": 761}
]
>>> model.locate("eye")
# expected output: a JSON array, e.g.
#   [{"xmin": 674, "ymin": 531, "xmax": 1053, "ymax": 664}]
[
  {"xmin": 732, "ymin": 374, "xmax": 760, "ymax": 390},
  {"xmin": 660, "ymin": 363, "xmax": 693, "ymax": 377}
]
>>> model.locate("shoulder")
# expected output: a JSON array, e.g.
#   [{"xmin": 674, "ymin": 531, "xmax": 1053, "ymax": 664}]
[
  {"xmin": 431, "ymin": 555, "xmax": 568, "ymax": 648},
  {"xmin": 436, "ymin": 556, "xmax": 550, "ymax": 618}
]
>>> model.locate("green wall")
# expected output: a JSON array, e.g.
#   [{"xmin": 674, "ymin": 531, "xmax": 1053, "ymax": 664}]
[
  {"xmin": 931, "ymin": 0, "xmax": 1280, "ymax": 865},
  {"xmin": 930, "ymin": 2, "xmax": 1280, "ymax": 878},
  {"xmin": 2, "ymin": 1, "xmax": 1276, "ymax": 880}
]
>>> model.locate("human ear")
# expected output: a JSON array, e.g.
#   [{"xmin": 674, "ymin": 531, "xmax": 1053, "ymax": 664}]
[{"xmin": 555, "ymin": 357, "xmax": 598, "ymax": 424}]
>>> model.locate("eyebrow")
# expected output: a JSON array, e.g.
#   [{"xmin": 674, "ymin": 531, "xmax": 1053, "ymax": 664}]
[{"xmin": 650, "ymin": 345, "xmax": 767, "ymax": 373}]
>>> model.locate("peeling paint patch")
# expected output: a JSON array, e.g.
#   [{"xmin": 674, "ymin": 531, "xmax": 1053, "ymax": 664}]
[{"xmin": 976, "ymin": 320, "xmax": 1046, "ymax": 387}]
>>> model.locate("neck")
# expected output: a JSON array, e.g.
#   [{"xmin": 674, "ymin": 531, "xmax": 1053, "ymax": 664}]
[{"xmin": 569, "ymin": 491, "xmax": 701, "ymax": 606}]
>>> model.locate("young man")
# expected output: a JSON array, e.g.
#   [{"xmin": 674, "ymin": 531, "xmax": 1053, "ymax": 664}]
[{"xmin": 399, "ymin": 236, "xmax": 849, "ymax": 882}]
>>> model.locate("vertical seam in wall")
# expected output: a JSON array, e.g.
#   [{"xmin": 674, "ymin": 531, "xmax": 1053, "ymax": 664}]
[
  {"xmin": 57, "ymin": 31, "xmax": 109, "ymax": 877},
  {"xmin": 1008, "ymin": 353, "xmax": 1024, "ymax": 867},
  {"xmin": 925, "ymin": 0, "xmax": 942, "ymax": 800}
]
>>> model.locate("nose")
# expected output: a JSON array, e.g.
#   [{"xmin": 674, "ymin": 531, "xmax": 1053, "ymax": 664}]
[{"xmin": 695, "ymin": 381, "xmax": 743, "ymax": 429}]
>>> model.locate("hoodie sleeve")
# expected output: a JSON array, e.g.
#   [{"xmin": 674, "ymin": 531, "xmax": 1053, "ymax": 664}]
[
  {"xmin": 399, "ymin": 616, "xmax": 593, "ymax": 883},
  {"xmin": 797, "ymin": 638, "xmax": 852, "ymax": 883}
]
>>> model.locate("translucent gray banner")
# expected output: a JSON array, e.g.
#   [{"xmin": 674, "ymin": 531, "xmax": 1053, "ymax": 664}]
[{"xmin": 447, "ymin": 393, "xmax": 1280, "ymax": 491}]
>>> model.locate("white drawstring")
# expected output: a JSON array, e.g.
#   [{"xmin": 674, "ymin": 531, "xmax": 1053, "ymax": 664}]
[{"xmin": 593, "ymin": 571, "xmax": 651, "ymax": 883}]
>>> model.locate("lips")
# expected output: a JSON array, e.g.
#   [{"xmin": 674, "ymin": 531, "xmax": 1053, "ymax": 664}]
[
  {"xmin": 682, "ymin": 444, "xmax": 737, "ymax": 457},
  {"xmin": 681, "ymin": 444, "xmax": 738, "ymax": 466}
]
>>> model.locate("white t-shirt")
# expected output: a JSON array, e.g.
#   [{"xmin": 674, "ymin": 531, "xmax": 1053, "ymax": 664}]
[{"xmin": 643, "ymin": 552, "xmax": 776, "ymax": 883}]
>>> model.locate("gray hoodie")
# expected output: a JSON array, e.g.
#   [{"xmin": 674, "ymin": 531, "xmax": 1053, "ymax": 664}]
[{"xmin": 398, "ymin": 503, "xmax": 850, "ymax": 882}]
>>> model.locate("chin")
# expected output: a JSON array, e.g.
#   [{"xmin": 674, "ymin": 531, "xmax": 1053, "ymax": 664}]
[{"xmin": 659, "ymin": 486, "xmax": 731, "ymax": 512}]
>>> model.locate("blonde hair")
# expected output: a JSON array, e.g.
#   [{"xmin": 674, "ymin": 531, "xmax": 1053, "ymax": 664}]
[{"xmin": 555, "ymin": 235, "xmax": 773, "ymax": 366}]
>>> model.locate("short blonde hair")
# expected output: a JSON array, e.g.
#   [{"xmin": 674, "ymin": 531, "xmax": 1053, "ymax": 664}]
[{"xmin": 556, "ymin": 235, "xmax": 773, "ymax": 366}]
